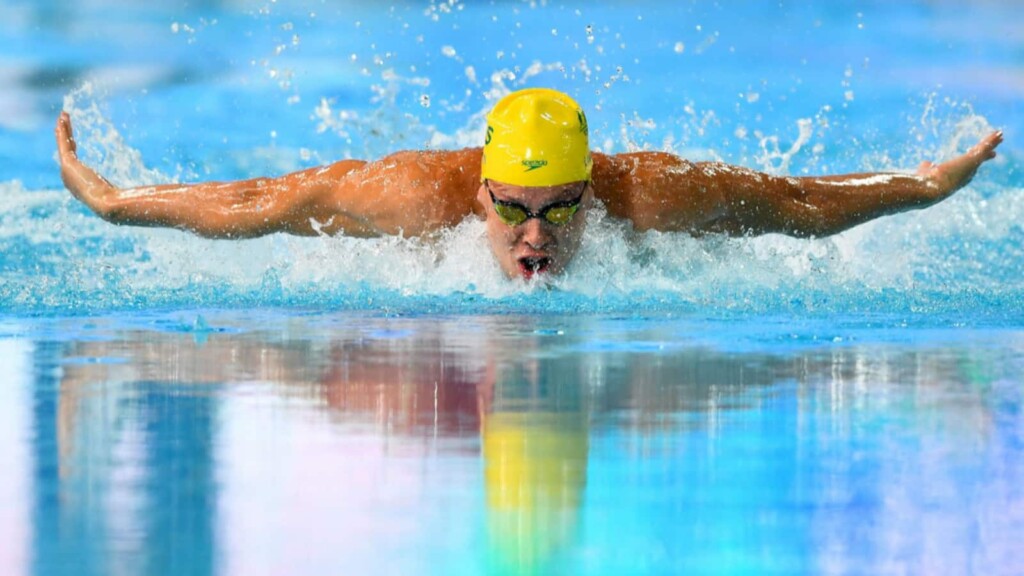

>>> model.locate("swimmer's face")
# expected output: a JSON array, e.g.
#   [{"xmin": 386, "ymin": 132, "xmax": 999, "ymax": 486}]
[{"xmin": 477, "ymin": 179, "xmax": 592, "ymax": 280}]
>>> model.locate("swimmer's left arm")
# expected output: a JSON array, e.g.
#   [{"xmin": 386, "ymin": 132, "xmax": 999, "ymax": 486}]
[
  {"xmin": 704, "ymin": 130, "xmax": 1002, "ymax": 236},
  {"xmin": 597, "ymin": 131, "xmax": 1003, "ymax": 237}
]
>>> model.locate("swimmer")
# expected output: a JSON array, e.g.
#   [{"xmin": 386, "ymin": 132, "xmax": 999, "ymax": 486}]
[{"xmin": 56, "ymin": 88, "xmax": 1003, "ymax": 280}]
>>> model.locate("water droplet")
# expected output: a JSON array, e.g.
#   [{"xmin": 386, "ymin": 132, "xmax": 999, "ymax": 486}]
[{"xmin": 674, "ymin": 42, "xmax": 685, "ymax": 53}]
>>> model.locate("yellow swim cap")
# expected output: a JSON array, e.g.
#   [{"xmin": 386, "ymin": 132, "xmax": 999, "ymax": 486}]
[{"xmin": 481, "ymin": 88, "xmax": 592, "ymax": 187}]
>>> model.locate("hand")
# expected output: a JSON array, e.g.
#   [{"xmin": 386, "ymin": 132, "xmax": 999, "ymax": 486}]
[
  {"xmin": 916, "ymin": 130, "xmax": 1003, "ymax": 200},
  {"xmin": 56, "ymin": 111, "xmax": 117, "ymax": 216}
]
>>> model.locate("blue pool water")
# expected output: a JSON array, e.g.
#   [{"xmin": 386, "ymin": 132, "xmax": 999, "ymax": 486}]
[{"xmin": 1, "ymin": 1, "xmax": 1023, "ymax": 574}]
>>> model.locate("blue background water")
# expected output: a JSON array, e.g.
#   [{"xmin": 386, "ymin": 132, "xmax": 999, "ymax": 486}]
[
  {"xmin": 0, "ymin": 0, "xmax": 1021, "ymax": 317},
  {"xmin": 1, "ymin": 1, "xmax": 1023, "ymax": 575}
]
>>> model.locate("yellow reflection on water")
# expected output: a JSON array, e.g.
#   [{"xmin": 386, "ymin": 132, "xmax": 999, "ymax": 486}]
[{"xmin": 484, "ymin": 411, "xmax": 588, "ymax": 575}]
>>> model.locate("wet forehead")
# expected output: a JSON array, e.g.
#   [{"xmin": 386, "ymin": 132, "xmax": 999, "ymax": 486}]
[{"xmin": 487, "ymin": 180, "xmax": 586, "ymax": 205}]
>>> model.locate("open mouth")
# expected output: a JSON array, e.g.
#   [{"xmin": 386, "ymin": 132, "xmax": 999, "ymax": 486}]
[{"xmin": 518, "ymin": 256, "xmax": 551, "ymax": 279}]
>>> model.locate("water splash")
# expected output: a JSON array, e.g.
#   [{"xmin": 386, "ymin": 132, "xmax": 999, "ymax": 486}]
[
  {"xmin": 7, "ymin": 59, "xmax": 1021, "ymax": 318},
  {"xmin": 62, "ymin": 84, "xmax": 174, "ymax": 188},
  {"xmin": 754, "ymin": 118, "xmax": 814, "ymax": 175},
  {"xmin": 5, "ymin": 159, "xmax": 1021, "ymax": 318}
]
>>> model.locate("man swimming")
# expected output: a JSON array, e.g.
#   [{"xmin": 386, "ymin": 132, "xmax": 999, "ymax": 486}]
[{"xmin": 56, "ymin": 88, "xmax": 1003, "ymax": 280}]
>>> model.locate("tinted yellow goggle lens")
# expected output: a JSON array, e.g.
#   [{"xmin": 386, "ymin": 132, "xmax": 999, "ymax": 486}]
[
  {"xmin": 494, "ymin": 203, "xmax": 530, "ymax": 226},
  {"xmin": 543, "ymin": 205, "xmax": 579, "ymax": 225},
  {"xmin": 487, "ymin": 182, "xmax": 585, "ymax": 227}
]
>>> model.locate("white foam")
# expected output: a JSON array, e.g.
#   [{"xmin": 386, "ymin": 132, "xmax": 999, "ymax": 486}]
[
  {"xmin": 12, "ymin": 77, "xmax": 1015, "ymax": 312},
  {"xmin": 5, "ymin": 172, "xmax": 1022, "ymax": 312}
]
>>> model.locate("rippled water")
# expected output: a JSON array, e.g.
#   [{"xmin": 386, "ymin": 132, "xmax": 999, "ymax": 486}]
[
  {"xmin": 4, "ymin": 313, "xmax": 1024, "ymax": 574},
  {"xmin": 1, "ymin": 1, "xmax": 1023, "ymax": 574}
]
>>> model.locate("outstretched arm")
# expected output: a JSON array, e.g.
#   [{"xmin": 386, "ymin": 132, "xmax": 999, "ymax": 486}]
[
  {"xmin": 56, "ymin": 112, "xmax": 481, "ymax": 238},
  {"xmin": 593, "ymin": 130, "xmax": 1003, "ymax": 237}
]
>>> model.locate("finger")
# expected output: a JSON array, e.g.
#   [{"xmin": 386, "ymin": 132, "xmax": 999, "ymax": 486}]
[
  {"xmin": 981, "ymin": 130, "xmax": 1002, "ymax": 150},
  {"xmin": 968, "ymin": 132, "xmax": 1001, "ymax": 158},
  {"xmin": 56, "ymin": 112, "xmax": 77, "ymax": 158},
  {"xmin": 980, "ymin": 131, "xmax": 1002, "ymax": 159},
  {"xmin": 55, "ymin": 112, "xmax": 70, "ymax": 154},
  {"xmin": 991, "ymin": 129, "xmax": 1004, "ymax": 148}
]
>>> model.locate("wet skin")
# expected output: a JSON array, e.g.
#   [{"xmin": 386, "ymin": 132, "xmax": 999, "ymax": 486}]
[
  {"xmin": 476, "ymin": 179, "xmax": 592, "ymax": 280},
  {"xmin": 55, "ymin": 111, "xmax": 1004, "ymax": 282}
]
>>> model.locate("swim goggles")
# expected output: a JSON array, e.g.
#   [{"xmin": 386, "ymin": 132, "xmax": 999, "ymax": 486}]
[{"xmin": 486, "ymin": 180, "xmax": 586, "ymax": 227}]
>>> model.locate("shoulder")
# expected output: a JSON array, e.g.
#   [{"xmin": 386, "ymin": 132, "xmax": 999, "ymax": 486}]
[
  {"xmin": 377, "ymin": 148, "xmax": 482, "ymax": 206},
  {"xmin": 591, "ymin": 151, "xmax": 737, "ymax": 232},
  {"xmin": 592, "ymin": 150, "xmax": 691, "ymax": 182},
  {"xmin": 590, "ymin": 151, "xmax": 695, "ymax": 222},
  {"xmin": 377, "ymin": 148, "xmax": 482, "ymax": 182},
  {"xmin": 367, "ymin": 148, "xmax": 483, "ymax": 229}
]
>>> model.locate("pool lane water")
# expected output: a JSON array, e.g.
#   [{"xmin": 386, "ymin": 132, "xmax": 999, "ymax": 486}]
[
  {"xmin": 1, "ymin": 1, "xmax": 1021, "ymax": 317},
  {"xmin": 2, "ymin": 311, "xmax": 1022, "ymax": 575},
  {"xmin": 1, "ymin": 1, "xmax": 1023, "ymax": 574}
]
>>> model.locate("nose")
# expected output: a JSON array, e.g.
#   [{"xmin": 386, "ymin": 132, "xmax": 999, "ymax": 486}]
[{"xmin": 520, "ymin": 217, "xmax": 553, "ymax": 250}]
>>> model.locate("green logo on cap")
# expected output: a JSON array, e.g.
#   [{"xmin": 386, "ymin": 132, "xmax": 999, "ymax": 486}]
[{"xmin": 522, "ymin": 160, "xmax": 548, "ymax": 172}]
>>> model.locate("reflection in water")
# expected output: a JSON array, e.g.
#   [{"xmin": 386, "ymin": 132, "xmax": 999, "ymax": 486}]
[
  {"xmin": 482, "ymin": 351, "xmax": 590, "ymax": 575},
  {"xmin": 36, "ymin": 341, "xmax": 219, "ymax": 576},
  {"xmin": 20, "ymin": 315, "xmax": 1024, "ymax": 574},
  {"xmin": 484, "ymin": 412, "xmax": 587, "ymax": 576}
]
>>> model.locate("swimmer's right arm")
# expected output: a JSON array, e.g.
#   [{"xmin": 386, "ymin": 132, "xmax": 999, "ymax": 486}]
[{"xmin": 56, "ymin": 112, "xmax": 480, "ymax": 238}]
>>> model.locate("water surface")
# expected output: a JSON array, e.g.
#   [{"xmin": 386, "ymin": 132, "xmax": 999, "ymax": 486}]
[
  {"xmin": 2, "ymin": 312, "xmax": 1023, "ymax": 574},
  {"xmin": 1, "ymin": 1, "xmax": 1023, "ymax": 574}
]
